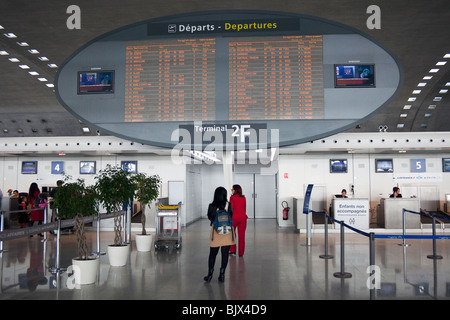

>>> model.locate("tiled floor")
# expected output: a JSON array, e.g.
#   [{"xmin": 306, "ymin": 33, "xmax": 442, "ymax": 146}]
[{"xmin": 1, "ymin": 219, "xmax": 450, "ymax": 300}]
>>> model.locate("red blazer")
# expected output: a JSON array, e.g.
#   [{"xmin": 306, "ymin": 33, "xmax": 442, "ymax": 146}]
[
  {"xmin": 29, "ymin": 190, "xmax": 44, "ymax": 221},
  {"xmin": 230, "ymin": 194, "xmax": 247, "ymax": 222}
]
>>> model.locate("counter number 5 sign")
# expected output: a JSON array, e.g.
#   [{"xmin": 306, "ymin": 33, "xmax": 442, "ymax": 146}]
[{"xmin": 411, "ymin": 159, "xmax": 426, "ymax": 173}]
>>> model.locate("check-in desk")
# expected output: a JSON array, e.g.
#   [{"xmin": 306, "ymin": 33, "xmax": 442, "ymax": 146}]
[
  {"xmin": 332, "ymin": 198, "xmax": 370, "ymax": 229},
  {"xmin": 380, "ymin": 198, "xmax": 420, "ymax": 229}
]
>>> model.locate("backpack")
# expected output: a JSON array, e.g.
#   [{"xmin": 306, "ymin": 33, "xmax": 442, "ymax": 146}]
[{"xmin": 211, "ymin": 202, "xmax": 234, "ymax": 241}]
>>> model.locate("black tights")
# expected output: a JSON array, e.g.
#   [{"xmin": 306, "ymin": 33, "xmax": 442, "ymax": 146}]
[{"xmin": 208, "ymin": 246, "xmax": 230, "ymax": 270}]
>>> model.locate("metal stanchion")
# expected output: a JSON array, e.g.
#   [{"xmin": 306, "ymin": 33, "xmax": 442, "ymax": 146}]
[
  {"xmin": 0, "ymin": 211, "xmax": 8, "ymax": 253},
  {"xmin": 41, "ymin": 207, "xmax": 49, "ymax": 243},
  {"xmin": 333, "ymin": 221, "xmax": 352, "ymax": 279},
  {"xmin": 49, "ymin": 219, "xmax": 66, "ymax": 274},
  {"xmin": 319, "ymin": 214, "xmax": 333, "ymax": 259},
  {"xmin": 398, "ymin": 209, "xmax": 410, "ymax": 247},
  {"xmin": 427, "ymin": 214, "xmax": 443, "ymax": 260},
  {"xmin": 92, "ymin": 212, "xmax": 105, "ymax": 257},
  {"xmin": 369, "ymin": 232, "xmax": 376, "ymax": 300}
]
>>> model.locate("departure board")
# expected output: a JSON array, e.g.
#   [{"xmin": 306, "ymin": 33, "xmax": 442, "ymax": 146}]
[
  {"xmin": 125, "ymin": 38, "xmax": 216, "ymax": 122},
  {"xmin": 229, "ymin": 35, "xmax": 324, "ymax": 120},
  {"xmin": 124, "ymin": 35, "xmax": 324, "ymax": 122}
]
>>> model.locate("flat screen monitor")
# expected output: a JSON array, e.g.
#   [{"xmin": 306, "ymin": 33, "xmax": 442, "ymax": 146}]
[
  {"xmin": 335, "ymin": 64, "xmax": 375, "ymax": 88},
  {"xmin": 121, "ymin": 161, "xmax": 137, "ymax": 173},
  {"xmin": 330, "ymin": 159, "xmax": 347, "ymax": 173},
  {"xmin": 376, "ymin": 159, "xmax": 393, "ymax": 173},
  {"xmin": 80, "ymin": 161, "xmax": 96, "ymax": 174},
  {"xmin": 443, "ymin": 158, "xmax": 450, "ymax": 172},
  {"xmin": 22, "ymin": 161, "xmax": 37, "ymax": 174},
  {"xmin": 78, "ymin": 70, "xmax": 114, "ymax": 94}
]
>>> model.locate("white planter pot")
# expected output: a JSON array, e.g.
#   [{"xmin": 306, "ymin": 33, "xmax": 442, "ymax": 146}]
[
  {"xmin": 135, "ymin": 234, "xmax": 153, "ymax": 252},
  {"xmin": 71, "ymin": 257, "xmax": 99, "ymax": 285},
  {"xmin": 107, "ymin": 244, "xmax": 129, "ymax": 267}
]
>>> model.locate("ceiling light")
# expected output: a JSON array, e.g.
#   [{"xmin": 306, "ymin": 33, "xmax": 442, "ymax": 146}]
[
  {"xmin": 412, "ymin": 90, "xmax": 421, "ymax": 94},
  {"xmin": 400, "ymin": 113, "xmax": 407, "ymax": 118},
  {"xmin": 424, "ymin": 113, "xmax": 431, "ymax": 118},
  {"xmin": 428, "ymin": 105, "xmax": 436, "ymax": 109},
  {"xmin": 46, "ymin": 83, "xmax": 54, "ymax": 88},
  {"xmin": 8, "ymin": 57, "xmax": 19, "ymax": 62},
  {"xmin": 446, "ymin": 82, "xmax": 450, "ymax": 87},
  {"xmin": 82, "ymin": 127, "xmax": 90, "ymax": 133},
  {"xmin": 436, "ymin": 61, "xmax": 447, "ymax": 66},
  {"xmin": 439, "ymin": 89, "xmax": 448, "ymax": 94},
  {"xmin": 423, "ymin": 76, "xmax": 433, "ymax": 80},
  {"xmin": 433, "ymin": 97, "xmax": 442, "ymax": 101},
  {"xmin": 16, "ymin": 41, "xmax": 29, "ymax": 46},
  {"xmin": 403, "ymin": 105, "xmax": 412, "ymax": 110},
  {"xmin": 397, "ymin": 124, "xmax": 404, "ymax": 128},
  {"xmin": 408, "ymin": 97, "xmax": 416, "ymax": 102},
  {"xmin": 28, "ymin": 71, "xmax": 39, "ymax": 75},
  {"xmin": 28, "ymin": 49, "xmax": 39, "ymax": 54},
  {"xmin": 37, "ymin": 77, "xmax": 47, "ymax": 81},
  {"xmin": 4, "ymin": 33, "xmax": 17, "ymax": 38},
  {"xmin": 417, "ymin": 82, "xmax": 427, "ymax": 87},
  {"xmin": 18, "ymin": 64, "xmax": 30, "ymax": 69},
  {"xmin": 0, "ymin": 50, "xmax": 9, "ymax": 55},
  {"xmin": 399, "ymin": 149, "xmax": 406, "ymax": 153},
  {"xmin": 0, "ymin": 25, "xmax": 4, "ymax": 30},
  {"xmin": 47, "ymin": 63, "xmax": 57, "ymax": 68},
  {"xmin": 429, "ymin": 68, "xmax": 439, "ymax": 73},
  {"xmin": 421, "ymin": 124, "xmax": 428, "ymax": 128},
  {"xmin": 38, "ymin": 56, "xmax": 49, "ymax": 61},
  {"xmin": 444, "ymin": 54, "xmax": 450, "ymax": 58}
]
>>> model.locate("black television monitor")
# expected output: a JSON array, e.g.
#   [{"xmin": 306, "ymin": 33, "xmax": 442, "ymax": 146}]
[
  {"xmin": 121, "ymin": 161, "xmax": 137, "ymax": 173},
  {"xmin": 80, "ymin": 161, "xmax": 96, "ymax": 174},
  {"xmin": 22, "ymin": 161, "xmax": 37, "ymax": 174},
  {"xmin": 376, "ymin": 159, "xmax": 393, "ymax": 173},
  {"xmin": 330, "ymin": 159, "xmax": 348, "ymax": 173},
  {"xmin": 78, "ymin": 70, "xmax": 114, "ymax": 94},
  {"xmin": 443, "ymin": 158, "xmax": 450, "ymax": 172},
  {"xmin": 335, "ymin": 64, "xmax": 375, "ymax": 88}
]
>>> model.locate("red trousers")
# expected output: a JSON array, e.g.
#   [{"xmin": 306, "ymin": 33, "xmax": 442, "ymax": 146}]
[{"xmin": 229, "ymin": 219, "xmax": 247, "ymax": 256}]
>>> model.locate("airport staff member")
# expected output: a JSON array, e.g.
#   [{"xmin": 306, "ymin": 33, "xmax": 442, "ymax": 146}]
[{"xmin": 390, "ymin": 187, "xmax": 402, "ymax": 198}]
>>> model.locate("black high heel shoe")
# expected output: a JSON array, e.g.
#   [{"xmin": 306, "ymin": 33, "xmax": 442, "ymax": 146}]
[
  {"xmin": 218, "ymin": 268, "xmax": 225, "ymax": 282},
  {"xmin": 203, "ymin": 268, "xmax": 214, "ymax": 282}
]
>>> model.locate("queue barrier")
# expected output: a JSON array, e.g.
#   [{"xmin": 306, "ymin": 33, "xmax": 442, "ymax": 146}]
[
  {"xmin": 0, "ymin": 207, "xmax": 125, "ymax": 273},
  {"xmin": 308, "ymin": 208, "xmax": 450, "ymax": 299}
]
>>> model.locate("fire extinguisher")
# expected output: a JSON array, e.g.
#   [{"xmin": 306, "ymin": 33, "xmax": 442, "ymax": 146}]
[{"xmin": 282, "ymin": 201, "xmax": 290, "ymax": 220}]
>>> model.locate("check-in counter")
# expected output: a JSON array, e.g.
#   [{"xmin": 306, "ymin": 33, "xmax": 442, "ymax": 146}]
[
  {"xmin": 332, "ymin": 198, "xmax": 370, "ymax": 229},
  {"xmin": 380, "ymin": 198, "xmax": 420, "ymax": 229}
]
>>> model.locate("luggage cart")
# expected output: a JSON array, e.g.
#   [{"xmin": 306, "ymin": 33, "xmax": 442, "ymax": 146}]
[{"xmin": 154, "ymin": 202, "xmax": 181, "ymax": 250}]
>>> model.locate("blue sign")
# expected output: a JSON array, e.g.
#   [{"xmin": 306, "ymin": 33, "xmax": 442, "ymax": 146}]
[
  {"xmin": 411, "ymin": 158, "xmax": 426, "ymax": 173},
  {"xmin": 303, "ymin": 184, "xmax": 314, "ymax": 214},
  {"xmin": 51, "ymin": 161, "xmax": 64, "ymax": 175}
]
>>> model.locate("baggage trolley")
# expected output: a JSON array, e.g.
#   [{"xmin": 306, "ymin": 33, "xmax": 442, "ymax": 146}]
[{"xmin": 154, "ymin": 202, "xmax": 181, "ymax": 250}]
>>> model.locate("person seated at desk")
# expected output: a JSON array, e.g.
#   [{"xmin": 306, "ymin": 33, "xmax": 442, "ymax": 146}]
[
  {"xmin": 389, "ymin": 187, "xmax": 402, "ymax": 198},
  {"xmin": 335, "ymin": 189, "xmax": 348, "ymax": 198}
]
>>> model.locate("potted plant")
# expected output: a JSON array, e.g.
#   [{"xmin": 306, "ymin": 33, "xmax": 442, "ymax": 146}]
[
  {"xmin": 132, "ymin": 173, "xmax": 161, "ymax": 252},
  {"xmin": 52, "ymin": 176, "xmax": 99, "ymax": 285},
  {"xmin": 95, "ymin": 164, "xmax": 136, "ymax": 266}
]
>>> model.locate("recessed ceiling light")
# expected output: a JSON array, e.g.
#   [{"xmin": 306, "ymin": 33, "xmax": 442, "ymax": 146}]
[
  {"xmin": 433, "ymin": 97, "xmax": 442, "ymax": 101},
  {"xmin": 46, "ymin": 83, "xmax": 54, "ymax": 88},
  {"xmin": 37, "ymin": 77, "xmax": 47, "ymax": 82},
  {"xmin": 48, "ymin": 63, "xmax": 57, "ymax": 68},
  {"xmin": 429, "ymin": 68, "xmax": 440, "ymax": 73},
  {"xmin": 421, "ymin": 124, "xmax": 428, "ymax": 128},
  {"xmin": 439, "ymin": 89, "xmax": 448, "ymax": 94},
  {"xmin": 423, "ymin": 76, "xmax": 433, "ymax": 80},
  {"xmin": 397, "ymin": 124, "xmax": 404, "ymax": 128},
  {"xmin": 28, "ymin": 71, "xmax": 39, "ymax": 75},
  {"xmin": 8, "ymin": 57, "xmax": 19, "ymax": 62},
  {"xmin": 4, "ymin": 33, "xmax": 17, "ymax": 38},
  {"xmin": 0, "ymin": 50, "xmax": 9, "ymax": 55},
  {"xmin": 0, "ymin": 25, "xmax": 4, "ymax": 30},
  {"xmin": 38, "ymin": 56, "xmax": 49, "ymax": 61},
  {"xmin": 444, "ymin": 53, "xmax": 450, "ymax": 58},
  {"xmin": 436, "ymin": 61, "xmax": 447, "ymax": 66},
  {"xmin": 400, "ymin": 113, "xmax": 407, "ymax": 118},
  {"xmin": 16, "ymin": 41, "xmax": 29, "ymax": 46},
  {"xmin": 408, "ymin": 97, "xmax": 416, "ymax": 102},
  {"xmin": 403, "ymin": 105, "xmax": 412, "ymax": 110},
  {"xmin": 82, "ymin": 127, "xmax": 90, "ymax": 133},
  {"xmin": 412, "ymin": 90, "xmax": 421, "ymax": 94},
  {"xmin": 446, "ymin": 82, "xmax": 450, "ymax": 87},
  {"xmin": 428, "ymin": 105, "xmax": 436, "ymax": 109},
  {"xmin": 417, "ymin": 82, "xmax": 427, "ymax": 87},
  {"xmin": 424, "ymin": 113, "xmax": 431, "ymax": 118},
  {"xmin": 18, "ymin": 64, "xmax": 30, "ymax": 69},
  {"xmin": 28, "ymin": 49, "xmax": 39, "ymax": 54}
]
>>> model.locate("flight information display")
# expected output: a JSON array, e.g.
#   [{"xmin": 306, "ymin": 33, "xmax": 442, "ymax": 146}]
[{"xmin": 124, "ymin": 35, "xmax": 324, "ymax": 122}]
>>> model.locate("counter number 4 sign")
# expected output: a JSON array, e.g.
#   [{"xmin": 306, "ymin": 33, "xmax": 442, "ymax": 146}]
[{"xmin": 51, "ymin": 161, "xmax": 64, "ymax": 175}]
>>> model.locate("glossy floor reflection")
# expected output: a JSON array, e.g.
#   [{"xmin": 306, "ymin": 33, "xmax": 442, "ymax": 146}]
[{"xmin": 1, "ymin": 219, "xmax": 450, "ymax": 300}]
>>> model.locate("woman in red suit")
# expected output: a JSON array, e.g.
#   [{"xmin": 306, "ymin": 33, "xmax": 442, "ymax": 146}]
[
  {"xmin": 28, "ymin": 182, "xmax": 43, "ymax": 237},
  {"xmin": 229, "ymin": 184, "xmax": 247, "ymax": 257}
]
